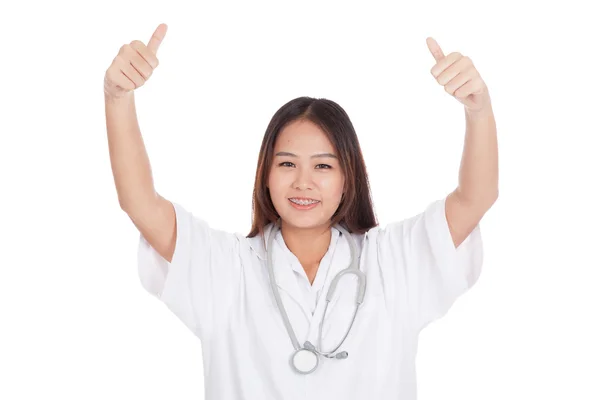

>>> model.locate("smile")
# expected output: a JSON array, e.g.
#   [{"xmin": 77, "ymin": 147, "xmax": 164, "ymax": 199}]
[{"xmin": 288, "ymin": 198, "xmax": 320, "ymax": 206}]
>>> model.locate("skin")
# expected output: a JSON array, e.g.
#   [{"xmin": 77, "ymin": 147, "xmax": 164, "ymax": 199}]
[
  {"xmin": 426, "ymin": 37, "xmax": 498, "ymax": 247},
  {"xmin": 267, "ymin": 119, "xmax": 345, "ymax": 284}
]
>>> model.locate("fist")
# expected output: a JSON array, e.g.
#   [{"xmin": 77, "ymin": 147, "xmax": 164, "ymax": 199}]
[
  {"xmin": 426, "ymin": 37, "xmax": 490, "ymax": 112},
  {"xmin": 104, "ymin": 23, "xmax": 168, "ymax": 99}
]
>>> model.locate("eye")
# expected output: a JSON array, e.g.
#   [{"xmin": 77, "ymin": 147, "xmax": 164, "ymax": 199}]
[
  {"xmin": 316, "ymin": 164, "xmax": 332, "ymax": 169},
  {"xmin": 279, "ymin": 161, "xmax": 295, "ymax": 167}
]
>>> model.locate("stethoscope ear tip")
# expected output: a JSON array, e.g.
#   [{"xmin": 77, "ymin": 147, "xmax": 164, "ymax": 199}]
[{"xmin": 335, "ymin": 351, "xmax": 348, "ymax": 359}]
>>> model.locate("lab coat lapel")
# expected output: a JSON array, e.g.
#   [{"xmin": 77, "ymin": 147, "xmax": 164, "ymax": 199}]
[
  {"xmin": 312, "ymin": 227, "xmax": 353, "ymax": 316},
  {"xmin": 273, "ymin": 226, "xmax": 348, "ymax": 322},
  {"xmin": 258, "ymin": 223, "xmax": 311, "ymax": 321},
  {"xmin": 273, "ymin": 234, "xmax": 309, "ymax": 316},
  {"xmin": 309, "ymin": 229, "xmax": 364, "ymax": 347},
  {"xmin": 252, "ymin": 224, "xmax": 355, "ymax": 324}
]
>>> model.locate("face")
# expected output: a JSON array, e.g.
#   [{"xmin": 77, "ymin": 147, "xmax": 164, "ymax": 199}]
[{"xmin": 267, "ymin": 119, "xmax": 345, "ymax": 231}]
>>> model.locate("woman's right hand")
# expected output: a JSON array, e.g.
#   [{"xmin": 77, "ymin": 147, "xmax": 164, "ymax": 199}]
[{"xmin": 104, "ymin": 23, "xmax": 168, "ymax": 100}]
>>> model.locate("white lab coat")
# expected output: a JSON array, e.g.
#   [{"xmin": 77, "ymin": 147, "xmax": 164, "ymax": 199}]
[{"xmin": 138, "ymin": 197, "xmax": 483, "ymax": 400}]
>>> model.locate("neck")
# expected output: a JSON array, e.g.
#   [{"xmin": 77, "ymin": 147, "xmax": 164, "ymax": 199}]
[{"xmin": 280, "ymin": 222, "xmax": 332, "ymax": 266}]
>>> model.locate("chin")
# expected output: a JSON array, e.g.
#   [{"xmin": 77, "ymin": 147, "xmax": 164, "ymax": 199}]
[
  {"xmin": 274, "ymin": 198, "xmax": 339, "ymax": 230},
  {"xmin": 280, "ymin": 211, "xmax": 331, "ymax": 231}
]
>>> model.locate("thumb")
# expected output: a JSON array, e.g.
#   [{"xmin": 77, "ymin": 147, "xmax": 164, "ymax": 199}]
[
  {"xmin": 426, "ymin": 37, "xmax": 444, "ymax": 62},
  {"xmin": 147, "ymin": 23, "xmax": 168, "ymax": 55}
]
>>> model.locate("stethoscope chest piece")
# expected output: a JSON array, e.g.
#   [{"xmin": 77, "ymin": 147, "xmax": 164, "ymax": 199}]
[{"xmin": 290, "ymin": 347, "xmax": 319, "ymax": 374}]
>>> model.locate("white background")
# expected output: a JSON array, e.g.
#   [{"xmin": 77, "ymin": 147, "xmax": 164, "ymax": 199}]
[{"xmin": 1, "ymin": 0, "xmax": 599, "ymax": 399}]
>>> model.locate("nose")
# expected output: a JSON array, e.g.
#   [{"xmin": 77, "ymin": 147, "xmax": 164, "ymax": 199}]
[{"xmin": 293, "ymin": 166, "xmax": 313, "ymax": 190}]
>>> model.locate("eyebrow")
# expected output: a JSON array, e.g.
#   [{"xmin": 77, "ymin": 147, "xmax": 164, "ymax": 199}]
[{"xmin": 275, "ymin": 151, "xmax": 338, "ymax": 159}]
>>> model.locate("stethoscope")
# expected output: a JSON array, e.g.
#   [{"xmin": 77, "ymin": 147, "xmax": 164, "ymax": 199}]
[{"xmin": 266, "ymin": 220, "xmax": 367, "ymax": 374}]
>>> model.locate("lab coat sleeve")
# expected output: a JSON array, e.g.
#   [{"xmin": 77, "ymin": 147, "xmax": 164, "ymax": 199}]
[
  {"xmin": 137, "ymin": 201, "xmax": 240, "ymax": 342},
  {"xmin": 378, "ymin": 197, "xmax": 483, "ymax": 333}
]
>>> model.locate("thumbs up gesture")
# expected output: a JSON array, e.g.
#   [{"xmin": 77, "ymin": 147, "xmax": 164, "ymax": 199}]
[
  {"xmin": 104, "ymin": 23, "xmax": 168, "ymax": 99},
  {"xmin": 426, "ymin": 37, "xmax": 491, "ymax": 113}
]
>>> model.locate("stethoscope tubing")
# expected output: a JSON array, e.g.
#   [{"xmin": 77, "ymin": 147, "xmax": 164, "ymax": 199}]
[{"xmin": 266, "ymin": 220, "xmax": 367, "ymax": 359}]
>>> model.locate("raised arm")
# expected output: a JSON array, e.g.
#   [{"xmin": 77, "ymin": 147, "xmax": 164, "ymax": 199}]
[
  {"xmin": 426, "ymin": 37, "xmax": 499, "ymax": 247},
  {"xmin": 104, "ymin": 24, "xmax": 176, "ymax": 262}
]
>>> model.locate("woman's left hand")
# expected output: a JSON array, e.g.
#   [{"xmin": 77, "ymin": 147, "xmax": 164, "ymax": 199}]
[{"xmin": 426, "ymin": 37, "xmax": 491, "ymax": 113}]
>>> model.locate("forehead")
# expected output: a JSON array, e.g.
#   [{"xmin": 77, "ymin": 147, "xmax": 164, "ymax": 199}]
[{"xmin": 274, "ymin": 120, "xmax": 335, "ymax": 153}]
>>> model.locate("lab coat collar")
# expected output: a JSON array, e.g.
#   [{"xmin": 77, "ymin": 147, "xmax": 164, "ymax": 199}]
[
  {"xmin": 249, "ymin": 222, "xmax": 274, "ymax": 261},
  {"xmin": 249, "ymin": 222, "xmax": 341, "ymax": 262},
  {"xmin": 248, "ymin": 222, "xmax": 352, "ymax": 321}
]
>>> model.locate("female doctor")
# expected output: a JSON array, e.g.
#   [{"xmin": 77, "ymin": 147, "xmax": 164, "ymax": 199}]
[{"xmin": 105, "ymin": 23, "xmax": 498, "ymax": 400}]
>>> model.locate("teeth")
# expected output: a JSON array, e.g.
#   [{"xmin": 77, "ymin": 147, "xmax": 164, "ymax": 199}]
[{"xmin": 290, "ymin": 198, "xmax": 319, "ymax": 205}]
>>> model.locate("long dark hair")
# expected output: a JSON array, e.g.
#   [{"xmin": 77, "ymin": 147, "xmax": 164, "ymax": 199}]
[{"xmin": 247, "ymin": 96, "xmax": 378, "ymax": 238}]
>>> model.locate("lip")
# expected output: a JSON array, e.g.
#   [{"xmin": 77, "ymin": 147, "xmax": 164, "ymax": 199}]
[
  {"xmin": 288, "ymin": 197, "xmax": 320, "ymax": 201},
  {"xmin": 288, "ymin": 198, "xmax": 320, "ymax": 210}
]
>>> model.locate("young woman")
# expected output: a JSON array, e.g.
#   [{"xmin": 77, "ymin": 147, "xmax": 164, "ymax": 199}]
[{"xmin": 105, "ymin": 23, "xmax": 498, "ymax": 400}]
